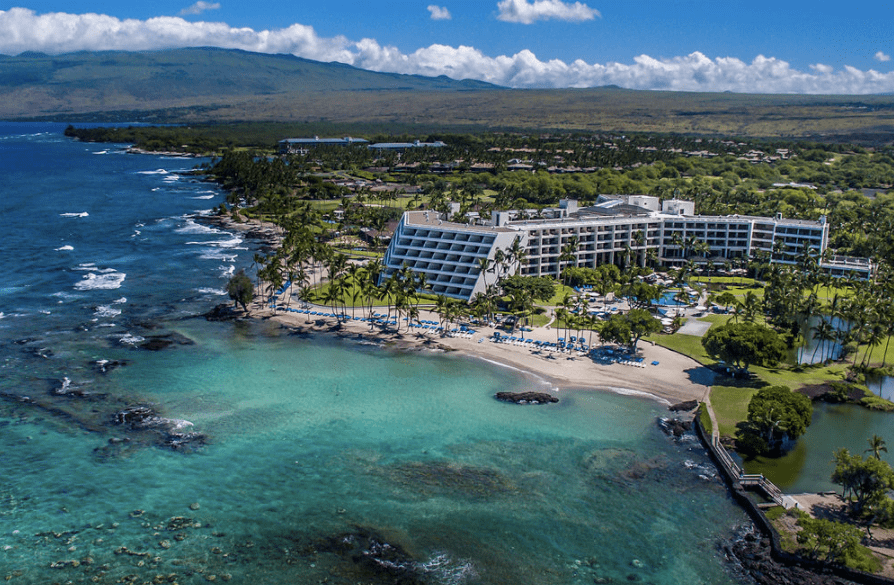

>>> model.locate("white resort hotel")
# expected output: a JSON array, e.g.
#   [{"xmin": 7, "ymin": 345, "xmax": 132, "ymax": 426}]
[{"xmin": 382, "ymin": 195, "xmax": 871, "ymax": 301}]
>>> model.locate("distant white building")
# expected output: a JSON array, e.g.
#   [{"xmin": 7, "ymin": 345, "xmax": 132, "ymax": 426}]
[
  {"xmin": 277, "ymin": 137, "xmax": 369, "ymax": 154},
  {"xmin": 383, "ymin": 196, "xmax": 858, "ymax": 301},
  {"xmin": 368, "ymin": 140, "xmax": 447, "ymax": 151}
]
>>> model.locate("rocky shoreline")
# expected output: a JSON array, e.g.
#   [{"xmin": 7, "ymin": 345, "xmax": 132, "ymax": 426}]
[{"xmin": 722, "ymin": 526, "xmax": 861, "ymax": 585}]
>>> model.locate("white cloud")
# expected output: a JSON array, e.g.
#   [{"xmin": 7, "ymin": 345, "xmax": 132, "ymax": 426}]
[
  {"xmin": 2, "ymin": 8, "xmax": 894, "ymax": 94},
  {"xmin": 810, "ymin": 63, "xmax": 832, "ymax": 74},
  {"xmin": 875, "ymin": 51, "xmax": 891, "ymax": 63},
  {"xmin": 427, "ymin": 5, "xmax": 451, "ymax": 20},
  {"xmin": 179, "ymin": 2, "xmax": 221, "ymax": 17},
  {"xmin": 496, "ymin": 0, "xmax": 600, "ymax": 24}
]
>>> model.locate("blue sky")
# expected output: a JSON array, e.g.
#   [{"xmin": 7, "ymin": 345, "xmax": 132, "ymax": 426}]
[{"xmin": 2, "ymin": 1, "xmax": 893, "ymax": 93}]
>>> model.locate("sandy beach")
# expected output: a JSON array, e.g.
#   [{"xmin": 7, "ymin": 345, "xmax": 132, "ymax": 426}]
[
  {"xmin": 249, "ymin": 295, "xmax": 715, "ymax": 406},
  {"xmin": 202, "ymin": 210, "xmax": 715, "ymax": 406}
]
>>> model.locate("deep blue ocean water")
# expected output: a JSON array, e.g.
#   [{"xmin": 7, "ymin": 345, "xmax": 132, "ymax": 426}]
[{"xmin": 0, "ymin": 122, "xmax": 750, "ymax": 584}]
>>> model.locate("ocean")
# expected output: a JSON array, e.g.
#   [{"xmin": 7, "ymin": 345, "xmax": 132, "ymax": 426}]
[{"xmin": 0, "ymin": 122, "xmax": 750, "ymax": 584}]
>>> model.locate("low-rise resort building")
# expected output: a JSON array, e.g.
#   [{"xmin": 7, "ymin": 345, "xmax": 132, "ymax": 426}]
[{"xmin": 382, "ymin": 195, "xmax": 872, "ymax": 301}]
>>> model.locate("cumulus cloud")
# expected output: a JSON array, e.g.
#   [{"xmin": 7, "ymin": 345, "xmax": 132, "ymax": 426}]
[
  {"xmin": 876, "ymin": 51, "xmax": 891, "ymax": 63},
  {"xmin": 496, "ymin": 0, "xmax": 600, "ymax": 24},
  {"xmin": 2, "ymin": 8, "xmax": 894, "ymax": 94},
  {"xmin": 179, "ymin": 2, "xmax": 221, "ymax": 17},
  {"xmin": 427, "ymin": 5, "xmax": 451, "ymax": 20}
]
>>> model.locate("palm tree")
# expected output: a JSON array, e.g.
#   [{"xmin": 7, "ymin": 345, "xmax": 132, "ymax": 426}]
[
  {"xmin": 477, "ymin": 257, "xmax": 493, "ymax": 289},
  {"xmin": 866, "ymin": 435, "xmax": 888, "ymax": 460},
  {"xmin": 558, "ymin": 235, "xmax": 580, "ymax": 284},
  {"xmin": 507, "ymin": 236, "xmax": 527, "ymax": 276},
  {"xmin": 810, "ymin": 318, "xmax": 837, "ymax": 363}
]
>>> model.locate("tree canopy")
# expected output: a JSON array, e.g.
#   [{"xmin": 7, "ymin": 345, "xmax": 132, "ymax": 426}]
[
  {"xmin": 701, "ymin": 321, "xmax": 787, "ymax": 372},
  {"xmin": 499, "ymin": 275, "xmax": 556, "ymax": 303},
  {"xmin": 226, "ymin": 270, "xmax": 254, "ymax": 312},
  {"xmin": 740, "ymin": 385, "xmax": 812, "ymax": 455},
  {"xmin": 831, "ymin": 448, "xmax": 894, "ymax": 516},
  {"xmin": 600, "ymin": 308, "xmax": 662, "ymax": 352}
]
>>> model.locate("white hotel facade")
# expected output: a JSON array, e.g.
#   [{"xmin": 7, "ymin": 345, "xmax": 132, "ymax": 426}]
[{"xmin": 382, "ymin": 195, "xmax": 869, "ymax": 301}]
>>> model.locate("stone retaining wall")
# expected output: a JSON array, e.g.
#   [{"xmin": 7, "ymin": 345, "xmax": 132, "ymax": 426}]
[{"xmin": 693, "ymin": 404, "xmax": 894, "ymax": 585}]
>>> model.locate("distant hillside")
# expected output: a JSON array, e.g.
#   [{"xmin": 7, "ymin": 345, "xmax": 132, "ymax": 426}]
[
  {"xmin": 2, "ymin": 48, "xmax": 894, "ymax": 142},
  {"xmin": 0, "ymin": 47, "xmax": 497, "ymax": 118}
]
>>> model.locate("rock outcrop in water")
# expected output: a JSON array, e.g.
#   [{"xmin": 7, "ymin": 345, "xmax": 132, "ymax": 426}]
[
  {"xmin": 669, "ymin": 400, "xmax": 699, "ymax": 412},
  {"xmin": 316, "ymin": 528, "xmax": 476, "ymax": 585},
  {"xmin": 91, "ymin": 359, "xmax": 127, "ymax": 374},
  {"xmin": 204, "ymin": 303, "xmax": 245, "ymax": 321},
  {"xmin": 112, "ymin": 405, "xmax": 206, "ymax": 451},
  {"xmin": 495, "ymin": 391, "xmax": 558, "ymax": 404},
  {"xmin": 658, "ymin": 417, "xmax": 693, "ymax": 438},
  {"xmin": 137, "ymin": 332, "xmax": 195, "ymax": 351},
  {"xmin": 722, "ymin": 527, "xmax": 857, "ymax": 585}
]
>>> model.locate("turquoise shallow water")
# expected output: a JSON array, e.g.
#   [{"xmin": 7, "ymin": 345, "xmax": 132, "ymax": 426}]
[{"xmin": 0, "ymin": 123, "xmax": 749, "ymax": 584}]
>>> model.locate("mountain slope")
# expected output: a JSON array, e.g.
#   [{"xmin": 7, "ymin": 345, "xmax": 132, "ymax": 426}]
[
  {"xmin": 2, "ymin": 47, "xmax": 894, "ymax": 141},
  {"xmin": 0, "ymin": 47, "xmax": 498, "ymax": 118}
]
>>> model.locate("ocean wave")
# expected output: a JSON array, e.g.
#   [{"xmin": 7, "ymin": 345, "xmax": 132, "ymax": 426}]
[
  {"xmin": 73, "ymin": 264, "xmax": 119, "ymax": 274},
  {"xmin": 74, "ymin": 271, "xmax": 126, "ymax": 291},
  {"xmin": 186, "ymin": 236, "xmax": 243, "ymax": 248},
  {"xmin": 162, "ymin": 175, "xmax": 181, "ymax": 182},
  {"xmin": 60, "ymin": 212, "xmax": 89, "ymax": 218},
  {"xmin": 197, "ymin": 287, "xmax": 227, "ymax": 296},
  {"xmin": 191, "ymin": 194, "xmax": 216, "ymax": 200},
  {"xmin": 137, "ymin": 169, "xmax": 168, "ymax": 175},
  {"xmin": 55, "ymin": 245, "xmax": 74, "ymax": 251},
  {"xmin": 175, "ymin": 218, "xmax": 223, "ymax": 236},
  {"xmin": 92, "ymin": 150, "xmax": 108, "ymax": 155},
  {"xmin": 201, "ymin": 250, "xmax": 238, "ymax": 262},
  {"xmin": 119, "ymin": 333, "xmax": 145, "ymax": 346},
  {"xmin": 94, "ymin": 305, "xmax": 122, "ymax": 318},
  {"xmin": 0, "ymin": 285, "xmax": 29, "ymax": 296},
  {"xmin": 220, "ymin": 265, "xmax": 235, "ymax": 278},
  {"xmin": 113, "ymin": 297, "xmax": 127, "ymax": 304}
]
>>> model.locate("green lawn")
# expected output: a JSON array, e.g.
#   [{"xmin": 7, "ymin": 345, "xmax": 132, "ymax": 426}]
[
  {"xmin": 692, "ymin": 276, "xmax": 757, "ymax": 286},
  {"xmin": 711, "ymin": 385, "xmax": 760, "ymax": 437},
  {"xmin": 648, "ymin": 332, "xmax": 716, "ymax": 364}
]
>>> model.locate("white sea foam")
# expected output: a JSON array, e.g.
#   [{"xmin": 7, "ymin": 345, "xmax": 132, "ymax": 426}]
[
  {"xmin": 176, "ymin": 218, "xmax": 222, "ymax": 236},
  {"xmin": 74, "ymin": 271, "xmax": 126, "ymax": 291},
  {"xmin": 92, "ymin": 150, "xmax": 108, "ymax": 155},
  {"xmin": 220, "ymin": 265, "xmax": 235, "ymax": 278},
  {"xmin": 191, "ymin": 194, "xmax": 216, "ymax": 200},
  {"xmin": 197, "ymin": 287, "xmax": 227, "ymax": 296},
  {"xmin": 60, "ymin": 212, "xmax": 89, "ymax": 218},
  {"xmin": 113, "ymin": 297, "xmax": 127, "ymax": 304},
  {"xmin": 39, "ymin": 309, "xmax": 51, "ymax": 315},
  {"xmin": 186, "ymin": 236, "xmax": 243, "ymax": 248},
  {"xmin": 94, "ymin": 305, "xmax": 122, "ymax": 318},
  {"xmin": 119, "ymin": 333, "xmax": 145, "ymax": 346},
  {"xmin": 55, "ymin": 245, "xmax": 74, "ymax": 251},
  {"xmin": 137, "ymin": 169, "xmax": 168, "ymax": 175},
  {"xmin": 162, "ymin": 175, "xmax": 181, "ymax": 182},
  {"xmin": 169, "ymin": 419, "xmax": 195, "ymax": 430},
  {"xmin": 472, "ymin": 355, "xmax": 555, "ymax": 389},
  {"xmin": 202, "ymin": 250, "xmax": 238, "ymax": 262}
]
